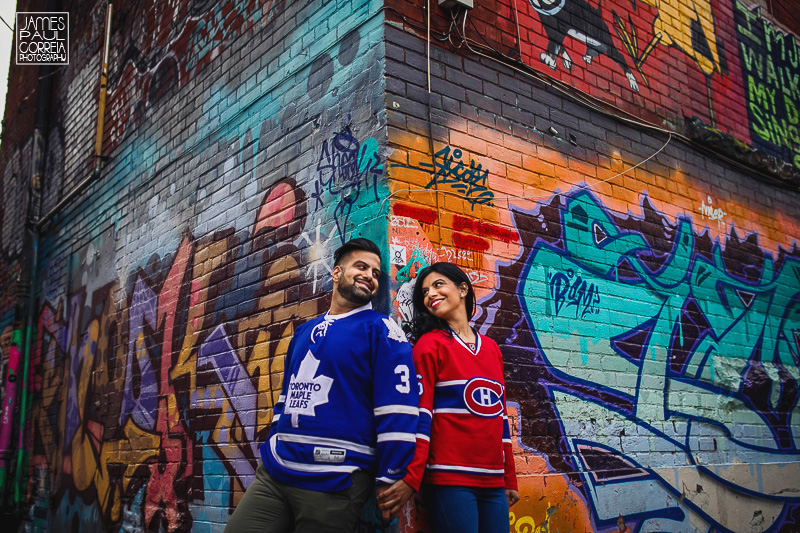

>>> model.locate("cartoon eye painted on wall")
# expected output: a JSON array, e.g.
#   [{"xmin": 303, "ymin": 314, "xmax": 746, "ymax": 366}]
[{"xmin": 529, "ymin": 0, "xmax": 566, "ymax": 16}]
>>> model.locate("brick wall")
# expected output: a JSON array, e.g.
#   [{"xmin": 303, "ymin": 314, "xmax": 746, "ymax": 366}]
[
  {"xmin": 388, "ymin": 0, "xmax": 800, "ymax": 175},
  {"xmin": 0, "ymin": 0, "xmax": 799, "ymax": 531},
  {"xmin": 2, "ymin": 0, "xmax": 394, "ymax": 531},
  {"xmin": 385, "ymin": 2, "xmax": 800, "ymax": 531}
]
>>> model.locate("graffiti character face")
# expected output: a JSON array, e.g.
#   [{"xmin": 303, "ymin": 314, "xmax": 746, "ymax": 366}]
[
  {"xmin": 333, "ymin": 250, "xmax": 381, "ymax": 305},
  {"xmin": 419, "ymin": 273, "xmax": 468, "ymax": 321}
]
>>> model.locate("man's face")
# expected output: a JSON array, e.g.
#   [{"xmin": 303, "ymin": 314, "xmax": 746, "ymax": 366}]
[{"xmin": 333, "ymin": 250, "xmax": 381, "ymax": 306}]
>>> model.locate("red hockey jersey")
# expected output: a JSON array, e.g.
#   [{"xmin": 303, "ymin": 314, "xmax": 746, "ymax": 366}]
[{"xmin": 404, "ymin": 329, "xmax": 518, "ymax": 491}]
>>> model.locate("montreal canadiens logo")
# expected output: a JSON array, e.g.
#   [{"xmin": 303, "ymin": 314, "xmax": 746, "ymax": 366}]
[{"xmin": 463, "ymin": 378, "xmax": 504, "ymax": 418}]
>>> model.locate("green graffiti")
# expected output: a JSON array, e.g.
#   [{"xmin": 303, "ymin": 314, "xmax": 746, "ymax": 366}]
[
  {"xmin": 396, "ymin": 247, "xmax": 430, "ymax": 284},
  {"xmin": 736, "ymin": 1, "xmax": 800, "ymax": 167},
  {"xmin": 520, "ymin": 191, "xmax": 800, "ymax": 450}
]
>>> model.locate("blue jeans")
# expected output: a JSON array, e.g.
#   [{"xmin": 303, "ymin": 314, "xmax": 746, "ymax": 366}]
[{"xmin": 423, "ymin": 484, "xmax": 509, "ymax": 533}]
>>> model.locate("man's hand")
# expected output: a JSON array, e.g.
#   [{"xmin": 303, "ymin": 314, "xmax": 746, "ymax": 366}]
[
  {"xmin": 506, "ymin": 489, "xmax": 520, "ymax": 508},
  {"xmin": 376, "ymin": 480, "xmax": 415, "ymax": 521}
]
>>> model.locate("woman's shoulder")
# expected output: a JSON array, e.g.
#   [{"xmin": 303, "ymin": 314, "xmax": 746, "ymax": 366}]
[{"xmin": 414, "ymin": 329, "xmax": 450, "ymax": 348}]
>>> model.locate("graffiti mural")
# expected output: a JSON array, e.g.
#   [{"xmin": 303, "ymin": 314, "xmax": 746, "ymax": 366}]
[
  {"xmin": 103, "ymin": 0, "xmax": 286, "ymax": 155},
  {"xmin": 480, "ymin": 188, "xmax": 800, "ymax": 532},
  {"xmin": 28, "ymin": 179, "xmax": 319, "ymax": 531},
  {"xmin": 391, "ymin": 146, "xmax": 495, "ymax": 209},
  {"xmin": 735, "ymin": 1, "xmax": 800, "ymax": 169},
  {"xmin": 530, "ymin": 0, "xmax": 641, "ymax": 91},
  {"xmin": 313, "ymin": 127, "xmax": 384, "ymax": 244},
  {"xmin": 511, "ymin": 0, "xmax": 739, "ymax": 127}
]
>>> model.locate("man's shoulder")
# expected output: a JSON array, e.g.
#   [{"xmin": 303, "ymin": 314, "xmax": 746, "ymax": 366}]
[
  {"xmin": 351, "ymin": 311, "xmax": 410, "ymax": 344},
  {"xmin": 290, "ymin": 315, "xmax": 326, "ymax": 340}
]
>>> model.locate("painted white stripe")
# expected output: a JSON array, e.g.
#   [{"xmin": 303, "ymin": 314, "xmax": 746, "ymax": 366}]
[
  {"xmin": 374, "ymin": 405, "xmax": 419, "ymax": 416},
  {"xmin": 426, "ymin": 463, "xmax": 504, "ymax": 475},
  {"xmin": 436, "ymin": 380, "xmax": 467, "ymax": 387},
  {"xmin": 420, "ymin": 408, "xmax": 432, "ymax": 417},
  {"xmin": 416, "ymin": 433, "xmax": 430, "ymax": 442},
  {"xmin": 276, "ymin": 433, "xmax": 376, "ymax": 456},
  {"xmin": 377, "ymin": 432, "xmax": 417, "ymax": 443},
  {"xmin": 433, "ymin": 408, "xmax": 470, "ymax": 414},
  {"xmin": 269, "ymin": 436, "xmax": 359, "ymax": 473}
]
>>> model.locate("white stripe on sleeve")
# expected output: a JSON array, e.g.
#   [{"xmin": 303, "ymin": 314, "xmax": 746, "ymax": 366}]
[
  {"xmin": 374, "ymin": 405, "xmax": 420, "ymax": 416},
  {"xmin": 376, "ymin": 432, "xmax": 417, "ymax": 443}
]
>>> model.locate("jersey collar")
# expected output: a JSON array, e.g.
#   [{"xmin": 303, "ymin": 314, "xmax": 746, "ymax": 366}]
[
  {"xmin": 324, "ymin": 302, "xmax": 373, "ymax": 321},
  {"xmin": 449, "ymin": 327, "xmax": 481, "ymax": 356}
]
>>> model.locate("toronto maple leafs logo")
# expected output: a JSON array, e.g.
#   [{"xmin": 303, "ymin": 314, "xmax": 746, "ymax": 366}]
[
  {"xmin": 285, "ymin": 351, "xmax": 334, "ymax": 427},
  {"xmin": 383, "ymin": 317, "xmax": 408, "ymax": 343}
]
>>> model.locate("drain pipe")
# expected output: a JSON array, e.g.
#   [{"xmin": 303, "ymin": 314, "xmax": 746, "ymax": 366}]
[
  {"xmin": 94, "ymin": 1, "xmax": 112, "ymax": 177},
  {"xmin": 37, "ymin": 1, "xmax": 112, "ymax": 231}
]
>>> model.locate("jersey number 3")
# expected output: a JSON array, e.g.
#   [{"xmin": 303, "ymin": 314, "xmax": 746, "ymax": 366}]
[{"xmin": 394, "ymin": 365, "xmax": 410, "ymax": 393}]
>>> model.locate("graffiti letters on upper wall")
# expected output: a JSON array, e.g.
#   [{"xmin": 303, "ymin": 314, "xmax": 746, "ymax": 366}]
[{"xmin": 735, "ymin": 1, "xmax": 800, "ymax": 168}]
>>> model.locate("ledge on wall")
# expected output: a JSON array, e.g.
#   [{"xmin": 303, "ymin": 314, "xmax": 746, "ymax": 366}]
[{"xmin": 685, "ymin": 117, "xmax": 800, "ymax": 191}]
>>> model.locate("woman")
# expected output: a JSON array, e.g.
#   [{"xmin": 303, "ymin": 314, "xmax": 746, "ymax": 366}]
[{"xmin": 378, "ymin": 262, "xmax": 519, "ymax": 532}]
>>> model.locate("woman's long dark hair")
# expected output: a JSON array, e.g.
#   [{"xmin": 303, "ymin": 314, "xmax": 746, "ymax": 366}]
[{"xmin": 407, "ymin": 262, "xmax": 476, "ymax": 341}]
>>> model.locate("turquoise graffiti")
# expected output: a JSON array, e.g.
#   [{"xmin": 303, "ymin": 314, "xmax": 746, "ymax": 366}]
[
  {"xmin": 312, "ymin": 127, "xmax": 385, "ymax": 244},
  {"xmin": 512, "ymin": 189, "xmax": 800, "ymax": 532}
]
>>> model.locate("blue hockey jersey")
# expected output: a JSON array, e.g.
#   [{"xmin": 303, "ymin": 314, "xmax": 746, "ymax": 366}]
[{"xmin": 261, "ymin": 303, "xmax": 419, "ymax": 492}]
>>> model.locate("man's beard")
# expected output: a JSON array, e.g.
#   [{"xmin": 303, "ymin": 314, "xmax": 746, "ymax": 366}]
[{"xmin": 338, "ymin": 277, "xmax": 374, "ymax": 305}]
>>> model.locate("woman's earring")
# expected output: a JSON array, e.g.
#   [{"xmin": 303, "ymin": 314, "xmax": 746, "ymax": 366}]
[{"xmin": 461, "ymin": 293, "xmax": 465, "ymax": 298}]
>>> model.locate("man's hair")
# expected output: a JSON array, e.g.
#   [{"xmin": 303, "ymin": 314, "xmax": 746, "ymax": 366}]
[{"xmin": 333, "ymin": 238, "xmax": 381, "ymax": 267}]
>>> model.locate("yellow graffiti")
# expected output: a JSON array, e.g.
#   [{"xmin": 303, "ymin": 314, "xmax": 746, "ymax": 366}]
[
  {"xmin": 171, "ymin": 237, "xmax": 230, "ymax": 388},
  {"xmin": 239, "ymin": 323, "xmax": 293, "ymax": 434},
  {"xmin": 66, "ymin": 310, "xmax": 161, "ymax": 522},
  {"xmin": 641, "ymin": 0, "xmax": 721, "ymax": 76},
  {"xmin": 510, "ymin": 503, "xmax": 557, "ymax": 533}
]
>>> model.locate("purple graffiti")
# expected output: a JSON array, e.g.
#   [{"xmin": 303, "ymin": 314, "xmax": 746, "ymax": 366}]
[{"xmin": 119, "ymin": 276, "xmax": 159, "ymax": 430}]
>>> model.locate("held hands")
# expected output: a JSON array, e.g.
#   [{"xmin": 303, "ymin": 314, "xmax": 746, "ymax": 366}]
[
  {"xmin": 376, "ymin": 480, "xmax": 415, "ymax": 521},
  {"xmin": 506, "ymin": 489, "xmax": 520, "ymax": 508}
]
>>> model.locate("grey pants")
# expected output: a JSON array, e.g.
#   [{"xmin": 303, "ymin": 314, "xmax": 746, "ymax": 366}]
[{"xmin": 225, "ymin": 464, "xmax": 374, "ymax": 532}]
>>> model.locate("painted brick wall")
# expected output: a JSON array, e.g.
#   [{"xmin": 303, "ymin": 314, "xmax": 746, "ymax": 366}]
[
  {"xmin": 385, "ymin": 2, "xmax": 800, "ymax": 531},
  {"xmin": 387, "ymin": 0, "xmax": 800, "ymax": 174},
  {"xmin": 1, "ymin": 0, "xmax": 394, "ymax": 531}
]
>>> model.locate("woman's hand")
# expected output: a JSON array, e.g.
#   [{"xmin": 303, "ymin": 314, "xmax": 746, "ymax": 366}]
[
  {"xmin": 376, "ymin": 480, "xmax": 415, "ymax": 520},
  {"xmin": 506, "ymin": 489, "xmax": 520, "ymax": 508}
]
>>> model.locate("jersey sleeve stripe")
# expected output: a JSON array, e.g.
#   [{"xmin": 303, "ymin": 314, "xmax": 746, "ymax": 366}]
[
  {"xmin": 416, "ymin": 433, "xmax": 430, "ymax": 441},
  {"xmin": 420, "ymin": 408, "xmax": 432, "ymax": 418},
  {"xmin": 433, "ymin": 408, "xmax": 471, "ymax": 414},
  {"xmin": 376, "ymin": 432, "xmax": 417, "ymax": 443},
  {"xmin": 374, "ymin": 405, "xmax": 420, "ymax": 416},
  {"xmin": 426, "ymin": 463, "xmax": 505, "ymax": 474},
  {"xmin": 276, "ymin": 433, "xmax": 376, "ymax": 456},
  {"xmin": 436, "ymin": 379, "xmax": 468, "ymax": 387}
]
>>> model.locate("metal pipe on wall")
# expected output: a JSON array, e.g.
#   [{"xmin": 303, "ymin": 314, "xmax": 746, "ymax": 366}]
[{"xmin": 94, "ymin": 2, "xmax": 113, "ymax": 177}]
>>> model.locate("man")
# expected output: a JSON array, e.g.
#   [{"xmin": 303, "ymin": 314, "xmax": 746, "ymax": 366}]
[{"xmin": 226, "ymin": 238, "xmax": 418, "ymax": 532}]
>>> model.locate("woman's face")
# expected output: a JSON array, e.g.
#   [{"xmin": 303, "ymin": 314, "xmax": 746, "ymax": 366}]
[{"xmin": 419, "ymin": 272, "xmax": 467, "ymax": 321}]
